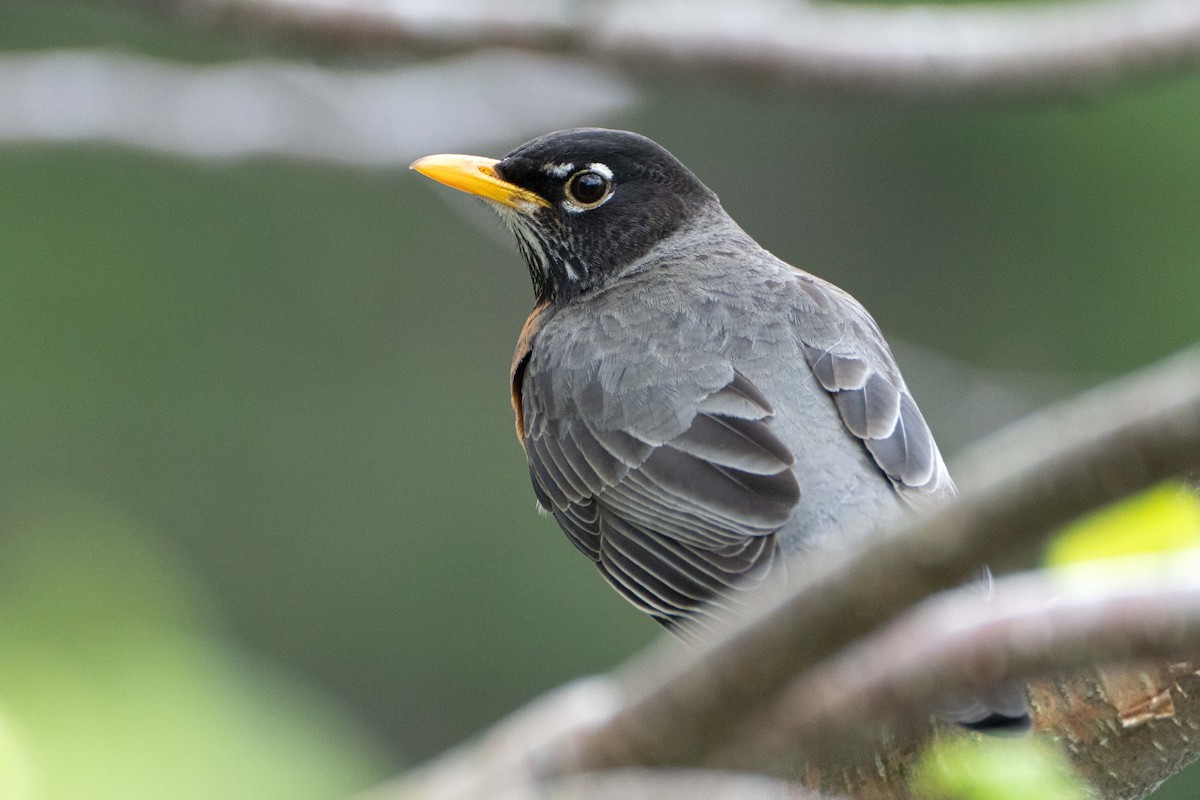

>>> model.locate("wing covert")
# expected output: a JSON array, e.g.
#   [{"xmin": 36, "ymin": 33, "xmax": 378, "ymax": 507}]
[
  {"xmin": 794, "ymin": 276, "xmax": 955, "ymax": 505},
  {"xmin": 520, "ymin": 366, "xmax": 799, "ymax": 628}
]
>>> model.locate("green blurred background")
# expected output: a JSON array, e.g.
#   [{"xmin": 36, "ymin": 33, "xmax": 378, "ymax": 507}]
[{"xmin": 0, "ymin": 2, "xmax": 1197, "ymax": 798}]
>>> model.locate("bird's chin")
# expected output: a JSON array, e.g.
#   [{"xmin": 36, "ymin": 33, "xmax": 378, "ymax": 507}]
[{"xmin": 497, "ymin": 196, "xmax": 547, "ymax": 216}]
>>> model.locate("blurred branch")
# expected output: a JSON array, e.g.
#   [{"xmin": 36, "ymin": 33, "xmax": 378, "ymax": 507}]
[
  {"xmin": 0, "ymin": 49, "xmax": 634, "ymax": 164},
  {"xmin": 771, "ymin": 559, "xmax": 1200, "ymax": 753},
  {"xmin": 373, "ymin": 343, "xmax": 1200, "ymax": 799},
  {"xmin": 568, "ymin": 343, "xmax": 1200, "ymax": 773},
  {"xmin": 523, "ymin": 769, "xmax": 840, "ymax": 800},
  {"xmin": 138, "ymin": 0, "xmax": 1200, "ymax": 99},
  {"xmin": 363, "ymin": 766, "xmax": 835, "ymax": 800},
  {"xmin": 12, "ymin": 1, "xmax": 1200, "ymax": 159},
  {"xmin": 728, "ymin": 566, "xmax": 1200, "ymax": 799}
]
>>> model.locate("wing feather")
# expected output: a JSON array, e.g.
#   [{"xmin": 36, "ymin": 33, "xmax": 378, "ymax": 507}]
[
  {"xmin": 551, "ymin": 497, "xmax": 602, "ymax": 559},
  {"xmin": 523, "ymin": 369, "xmax": 797, "ymax": 623},
  {"xmin": 638, "ymin": 446, "xmax": 799, "ymax": 527},
  {"xmin": 802, "ymin": 340, "xmax": 953, "ymax": 503},
  {"xmin": 667, "ymin": 412, "xmax": 796, "ymax": 474}
]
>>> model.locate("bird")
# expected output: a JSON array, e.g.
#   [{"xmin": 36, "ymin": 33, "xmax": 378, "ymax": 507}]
[{"xmin": 411, "ymin": 128, "xmax": 1030, "ymax": 733}]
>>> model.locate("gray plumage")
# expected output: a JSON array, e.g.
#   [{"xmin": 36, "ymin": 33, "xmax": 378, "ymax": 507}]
[
  {"xmin": 415, "ymin": 128, "xmax": 1030, "ymax": 732},
  {"xmin": 518, "ymin": 205, "xmax": 952, "ymax": 629}
]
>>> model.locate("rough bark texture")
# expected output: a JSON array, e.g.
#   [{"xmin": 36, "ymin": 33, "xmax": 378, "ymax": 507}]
[{"xmin": 1034, "ymin": 664, "xmax": 1200, "ymax": 800}]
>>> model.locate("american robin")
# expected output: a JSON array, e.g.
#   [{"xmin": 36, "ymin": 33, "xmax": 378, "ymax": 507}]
[{"xmin": 412, "ymin": 128, "xmax": 1029, "ymax": 732}]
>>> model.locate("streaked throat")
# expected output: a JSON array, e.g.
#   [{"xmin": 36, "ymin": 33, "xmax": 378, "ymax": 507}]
[{"xmin": 502, "ymin": 212, "xmax": 586, "ymax": 304}]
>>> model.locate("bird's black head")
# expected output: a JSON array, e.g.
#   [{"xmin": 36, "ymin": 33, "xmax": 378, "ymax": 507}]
[{"xmin": 412, "ymin": 129, "xmax": 719, "ymax": 304}]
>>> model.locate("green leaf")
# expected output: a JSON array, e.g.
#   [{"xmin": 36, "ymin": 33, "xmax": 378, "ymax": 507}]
[
  {"xmin": 913, "ymin": 736, "xmax": 1090, "ymax": 800},
  {"xmin": 1045, "ymin": 482, "xmax": 1200, "ymax": 568}
]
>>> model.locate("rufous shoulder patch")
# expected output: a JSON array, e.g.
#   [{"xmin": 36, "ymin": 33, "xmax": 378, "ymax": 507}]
[{"xmin": 510, "ymin": 303, "xmax": 551, "ymax": 449}]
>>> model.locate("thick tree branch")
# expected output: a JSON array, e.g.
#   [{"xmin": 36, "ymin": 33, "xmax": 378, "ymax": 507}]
[
  {"xmin": 379, "ymin": 565, "xmax": 1200, "ymax": 800},
  {"xmin": 138, "ymin": 0, "xmax": 1200, "ymax": 99},
  {"xmin": 565, "ymin": 344, "xmax": 1200, "ymax": 773},
  {"xmin": 771, "ymin": 559, "xmax": 1200, "ymax": 753},
  {"xmin": 378, "ymin": 343, "xmax": 1200, "ymax": 800}
]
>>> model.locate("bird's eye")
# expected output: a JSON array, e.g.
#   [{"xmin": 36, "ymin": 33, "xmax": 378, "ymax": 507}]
[{"xmin": 564, "ymin": 169, "xmax": 613, "ymax": 209}]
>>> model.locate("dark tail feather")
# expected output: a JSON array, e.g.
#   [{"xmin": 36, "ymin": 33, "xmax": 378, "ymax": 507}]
[
  {"xmin": 958, "ymin": 711, "xmax": 1033, "ymax": 736},
  {"xmin": 940, "ymin": 683, "xmax": 1032, "ymax": 736}
]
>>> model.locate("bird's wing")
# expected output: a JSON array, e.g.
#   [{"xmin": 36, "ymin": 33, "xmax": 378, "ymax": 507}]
[
  {"xmin": 513, "ymin": 311, "xmax": 799, "ymax": 630},
  {"xmin": 788, "ymin": 273, "xmax": 956, "ymax": 507}
]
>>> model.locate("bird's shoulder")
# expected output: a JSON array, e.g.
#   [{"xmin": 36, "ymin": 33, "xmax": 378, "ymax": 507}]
[{"xmin": 619, "ymin": 231, "xmax": 956, "ymax": 506}]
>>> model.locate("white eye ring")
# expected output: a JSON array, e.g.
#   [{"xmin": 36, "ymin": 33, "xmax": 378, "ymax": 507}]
[{"xmin": 563, "ymin": 168, "xmax": 613, "ymax": 211}]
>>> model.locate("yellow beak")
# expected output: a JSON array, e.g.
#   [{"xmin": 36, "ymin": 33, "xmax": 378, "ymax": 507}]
[{"xmin": 409, "ymin": 154, "xmax": 550, "ymax": 210}]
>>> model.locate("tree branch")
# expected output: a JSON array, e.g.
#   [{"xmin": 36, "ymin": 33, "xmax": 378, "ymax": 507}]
[
  {"xmin": 565, "ymin": 344, "xmax": 1200, "ymax": 774},
  {"xmin": 376, "ymin": 343, "xmax": 1200, "ymax": 800},
  {"xmin": 138, "ymin": 0, "xmax": 1200, "ymax": 99},
  {"xmin": 769, "ymin": 559, "xmax": 1200, "ymax": 754},
  {"xmin": 362, "ymin": 767, "xmax": 837, "ymax": 800},
  {"xmin": 0, "ymin": 49, "xmax": 633, "ymax": 163}
]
